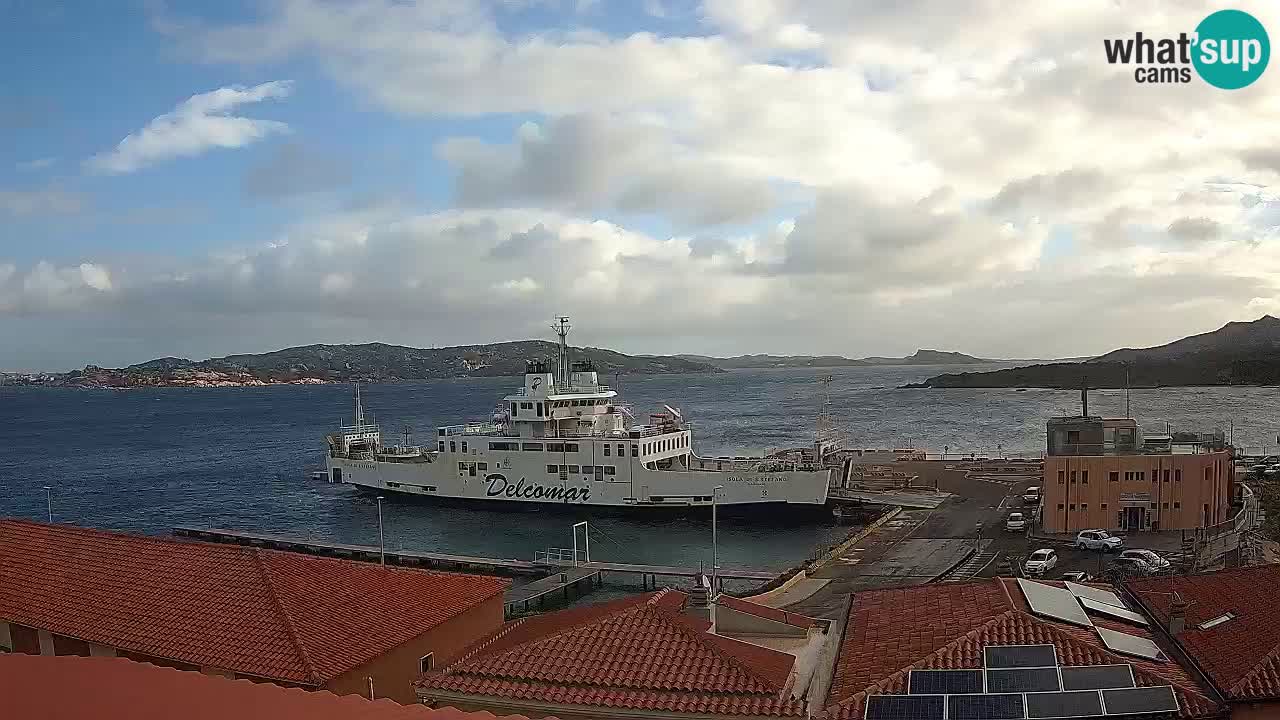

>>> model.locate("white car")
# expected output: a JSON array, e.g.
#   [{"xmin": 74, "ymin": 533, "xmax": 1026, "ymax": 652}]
[
  {"xmin": 1005, "ymin": 512, "xmax": 1027, "ymax": 532},
  {"xmin": 1024, "ymin": 548, "xmax": 1058, "ymax": 576},
  {"xmin": 1075, "ymin": 529, "xmax": 1124, "ymax": 552},
  {"xmin": 1022, "ymin": 486, "xmax": 1042, "ymax": 504},
  {"xmin": 1118, "ymin": 549, "xmax": 1170, "ymax": 572}
]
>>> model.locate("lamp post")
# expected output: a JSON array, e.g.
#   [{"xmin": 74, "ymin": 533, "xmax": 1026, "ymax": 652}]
[
  {"xmin": 42, "ymin": 485, "xmax": 52, "ymax": 523},
  {"xmin": 376, "ymin": 495, "xmax": 385, "ymax": 565},
  {"xmin": 712, "ymin": 485, "xmax": 723, "ymax": 595}
]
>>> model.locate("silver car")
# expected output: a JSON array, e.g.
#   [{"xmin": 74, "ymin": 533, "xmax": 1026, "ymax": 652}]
[{"xmin": 1075, "ymin": 529, "xmax": 1124, "ymax": 552}]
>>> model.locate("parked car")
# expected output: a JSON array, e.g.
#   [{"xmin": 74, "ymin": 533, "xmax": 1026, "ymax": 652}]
[
  {"xmin": 1022, "ymin": 486, "xmax": 1042, "ymax": 505},
  {"xmin": 1075, "ymin": 529, "xmax": 1124, "ymax": 552},
  {"xmin": 1024, "ymin": 548, "xmax": 1058, "ymax": 576},
  {"xmin": 1006, "ymin": 512, "xmax": 1027, "ymax": 532},
  {"xmin": 1118, "ymin": 549, "xmax": 1170, "ymax": 572},
  {"xmin": 1061, "ymin": 571, "xmax": 1091, "ymax": 582},
  {"xmin": 1111, "ymin": 556, "xmax": 1159, "ymax": 576}
]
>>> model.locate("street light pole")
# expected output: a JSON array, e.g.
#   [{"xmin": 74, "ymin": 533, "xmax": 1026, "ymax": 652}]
[
  {"xmin": 43, "ymin": 486, "xmax": 52, "ymax": 523},
  {"xmin": 376, "ymin": 495, "xmax": 385, "ymax": 565},
  {"xmin": 712, "ymin": 485, "xmax": 723, "ymax": 596}
]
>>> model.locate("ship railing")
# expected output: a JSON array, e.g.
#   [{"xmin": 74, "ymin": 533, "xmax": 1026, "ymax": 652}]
[
  {"xmin": 338, "ymin": 424, "xmax": 381, "ymax": 434},
  {"xmin": 510, "ymin": 384, "xmax": 611, "ymax": 397},
  {"xmin": 438, "ymin": 423, "xmax": 507, "ymax": 436}
]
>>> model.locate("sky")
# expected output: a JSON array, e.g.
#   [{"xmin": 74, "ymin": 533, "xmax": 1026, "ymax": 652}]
[{"xmin": 3, "ymin": 0, "xmax": 1280, "ymax": 371}]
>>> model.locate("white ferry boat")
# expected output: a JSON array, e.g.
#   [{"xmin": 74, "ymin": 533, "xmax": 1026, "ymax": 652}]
[{"xmin": 325, "ymin": 319, "xmax": 836, "ymax": 512}]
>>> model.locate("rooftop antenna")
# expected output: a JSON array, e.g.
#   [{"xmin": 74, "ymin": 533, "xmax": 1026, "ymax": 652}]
[
  {"xmin": 1125, "ymin": 364, "xmax": 1131, "ymax": 419},
  {"xmin": 1080, "ymin": 375, "xmax": 1089, "ymax": 417},
  {"xmin": 552, "ymin": 316, "xmax": 571, "ymax": 387}
]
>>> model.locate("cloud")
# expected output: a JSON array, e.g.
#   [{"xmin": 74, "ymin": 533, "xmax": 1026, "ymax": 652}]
[
  {"xmin": 243, "ymin": 142, "xmax": 351, "ymax": 199},
  {"xmin": 0, "ymin": 187, "xmax": 85, "ymax": 216},
  {"xmin": 438, "ymin": 114, "xmax": 778, "ymax": 226},
  {"xmin": 15, "ymin": 157, "xmax": 56, "ymax": 171},
  {"xmin": 85, "ymin": 81, "xmax": 293, "ymax": 174}
]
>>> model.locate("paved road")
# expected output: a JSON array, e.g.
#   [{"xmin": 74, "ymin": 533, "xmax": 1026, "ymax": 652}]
[{"xmin": 784, "ymin": 461, "xmax": 1153, "ymax": 618}]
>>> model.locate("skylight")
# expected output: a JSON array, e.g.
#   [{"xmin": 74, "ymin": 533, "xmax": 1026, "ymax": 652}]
[{"xmin": 1196, "ymin": 612, "xmax": 1236, "ymax": 630}]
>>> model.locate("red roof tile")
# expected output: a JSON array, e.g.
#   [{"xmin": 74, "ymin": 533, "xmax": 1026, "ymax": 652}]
[
  {"xmin": 1128, "ymin": 563, "xmax": 1280, "ymax": 702},
  {"xmin": 824, "ymin": 578, "xmax": 1221, "ymax": 720},
  {"xmin": 0, "ymin": 520, "xmax": 508, "ymax": 684},
  {"xmin": 0, "ymin": 654, "xmax": 549, "ymax": 720},
  {"xmin": 418, "ymin": 589, "xmax": 805, "ymax": 717}
]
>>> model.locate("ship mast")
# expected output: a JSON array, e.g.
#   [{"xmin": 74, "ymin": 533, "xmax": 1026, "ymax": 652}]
[
  {"xmin": 552, "ymin": 316, "xmax": 571, "ymax": 387},
  {"xmin": 354, "ymin": 382, "xmax": 366, "ymax": 431}
]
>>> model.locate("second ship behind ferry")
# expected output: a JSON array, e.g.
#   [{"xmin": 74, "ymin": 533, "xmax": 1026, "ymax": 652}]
[{"xmin": 326, "ymin": 318, "xmax": 838, "ymax": 513}]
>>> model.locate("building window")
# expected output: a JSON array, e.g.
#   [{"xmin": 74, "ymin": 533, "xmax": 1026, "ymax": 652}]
[
  {"xmin": 1109, "ymin": 471, "xmax": 1119, "ymax": 482},
  {"xmin": 1174, "ymin": 502, "xmax": 1181, "ymax": 509},
  {"xmin": 1162, "ymin": 502, "xmax": 1169, "ymax": 509},
  {"xmin": 1081, "ymin": 471, "xmax": 1089, "ymax": 484},
  {"xmin": 1069, "ymin": 504, "xmax": 1076, "ymax": 511},
  {"xmin": 603, "ymin": 444, "xmax": 611, "ymax": 456},
  {"xmin": 1163, "ymin": 469, "xmax": 1170, "ymax": 482},
  {"xmin": 1067, "ymin": 430, "xmax": 1081, "ymax": 445},
  {"xmin": 419, "ymin": 653, "xmax": 435, "ymax": 673},
  {"xmin": 1137, "ymin": 471, "xmax": 1145, "ymax": 482},
  {"xmin": 1070, "ymin": 470, "xmax": 1077, "ymax": 484},
  {"xmin": 1175, "ymin": 469, "xmax": 1182, "ymax": 482},
  {"xmin": 1081, "ymin": 503, "xmax": 1088, "ymax": 511},
  {"xmin": 1058, "ymin": 470, "xmax": 1065, "ymax": 484},
  {"xmin": 1205, "ymin": 467, "xmax": 1212, "ymax": 482},
  {"xmin": 1057, "ymin": 504, "xmax": 1065, "ymax": 511},
  {"xmin": 1152, "ymin": 469, "xmax": 1159, "ymax": 482},
  {"xmin": 1101, "ymin": 503, "xmax": 1108, "ymax": 510},
  {"xmin": 1150, "ymin": 503, "xmax": 1158, "ymax": 509}
]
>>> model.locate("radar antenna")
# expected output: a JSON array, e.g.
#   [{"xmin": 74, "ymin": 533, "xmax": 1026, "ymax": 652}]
[{"xmin": 552, "ymin": 316, "xmax": 572, "ymax": 387}]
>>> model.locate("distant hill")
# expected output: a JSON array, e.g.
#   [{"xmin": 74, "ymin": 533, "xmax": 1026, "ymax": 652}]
[
  {"xmin": 39, "ymin": 341, "xmax": 722, "ymax": 387},
  {"xmin": 908, "ymin": 315, "xmax": 1280, "ymax": 389},
  {"xmin": 682, "ymin": 348, "xmax": 999, "ymax": 369}
]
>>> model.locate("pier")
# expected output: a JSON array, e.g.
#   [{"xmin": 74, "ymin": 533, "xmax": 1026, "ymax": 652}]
[
  {"xmin": 171, "ymin": 526, "xmax": 777, "ymax": 598},
  {"xmin": 504, "ymin": 566, "xmax": 602, "ymax": 617}
]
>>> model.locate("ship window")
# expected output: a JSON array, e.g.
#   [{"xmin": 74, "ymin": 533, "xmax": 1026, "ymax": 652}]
[
  {"xmin": 425, "ymin": 485, "xmax": 437, "ymax": 492},
  {"xmin": 522, "ymin": 442, "xmax": 543, "ymax": 451},
  {"xmin": 438, "ymin": 441, "xmax": 444, "ymax": 452},
  {"xmin": 567, "ymin": 465, "xmax": 579, "ymax": 473},
  {"xmin": 547, "ymin": 464, "xmax": 557, "ymax": 473},
  {"xmin": 458, "ymin": 462, "xmax": 466, "ymax": 471},
  {"xmin": 631, "ymin": 444, "xmax": 638, "ymax": 456},
  {"xmin": 618, "ymin": 443, "xmax": 625, "ymax": 456},
  {"xmin": 603, "ymin": 445, "xmax": 611, "ymax": 456},
  {"xmin": 521, "ymin": 402, "xmax": 533, "ymax": 410},
  {"xmin": 582, "ymin": 465, "xmax": 594, "ymax": 473},
  {"xmin": 478, "ymin": 462, "xmax": 487, "ymax": 470},
  {"xmin": 449, "ymin": 441, "xmax": 456, "ymax": 453},
  {"xmin": 604, "ymin": 466, "xmax": 615, "ymax": 475},
  {"xmin": 469, "ymin": 464, "xmax": 477, "ymax": 477},
  {"xmin": 438, "ymin": 428, "xmax": 446, "ymax": 436},
  {"xmin": 511, "ymin": 403, "xmax": 517, "ymax": 416},
  {"xmin": 565, "ymin": 443, "xmax": 579, "ymax": 452},
  {"xmin": 461, "ymin": 441, "xmax": 468, "ymax": 453},
  {"xmin": 387, "ymin": 482, "xmax": 401, "ymax": 488}
]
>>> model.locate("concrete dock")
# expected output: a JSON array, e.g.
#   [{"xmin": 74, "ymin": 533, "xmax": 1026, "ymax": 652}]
[{"xmin": 504, "ymin": 567, "xmax": 602, "ymax": 617}]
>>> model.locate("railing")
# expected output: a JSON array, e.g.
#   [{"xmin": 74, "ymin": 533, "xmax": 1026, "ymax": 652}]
[
  {"xmin": 438, "ymin": 423, "xmax": 507, "ymax": 436},
  {"xmin": 535, "ymin": 548, "xmax": 587, "ymax": 566},
  {"xmin": 511, "ymin": 384, "xmax": 611, "ymax": 396}
]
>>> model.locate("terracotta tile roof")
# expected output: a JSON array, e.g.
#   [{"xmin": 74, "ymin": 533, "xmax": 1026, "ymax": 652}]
[
  {"xmin": 1128, "ymin": 563, "xmax": 1280, "ymax": 702},
  {"xmin": 0, "ymin": 520, "xmax": 508, "ymax": 684},
  {"xmin": 824, "ymin": 578, "xmax": 1221, "ymax": 720},
  {"xmin": 418, "ymin": 589, "xmax": 806, "ymax": 717},
  {"xmin": 716, "ymin": 594, "xmax": 821, "ymax": 629},
  {"xmin": 0, "ymin": 654, "xmax": 550, "ymax": 720}
]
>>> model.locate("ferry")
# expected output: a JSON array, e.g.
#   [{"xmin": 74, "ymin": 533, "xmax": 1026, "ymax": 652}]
[{"xmin": 324, "ymin": 318, "xmax": 837, "ymax": 512}]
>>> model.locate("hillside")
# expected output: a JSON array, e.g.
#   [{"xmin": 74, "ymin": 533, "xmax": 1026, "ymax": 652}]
[
  {"xmin": 681, "ymin": 349, "xmax": 998, "ymax": 369},
  {"xmin": 41, "ymin": 341, "xmax": 722, "ymax": 387},
  {"xmin": 909, "ymin": 315, "xmax": 1280, "ymax": 389}
]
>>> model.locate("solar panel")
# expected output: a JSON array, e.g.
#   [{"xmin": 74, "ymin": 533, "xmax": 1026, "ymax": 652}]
[
  {"xmin": 986, "ymin": 668, "xmax": 1062, "ymax": 693},
  {"xmin": 1077, "ymin": 596, "xmax": 1149, "ymax": 626},
  {"xmin": 984, "ymin": 644, "xmax": 1058, "ymax": 668},
  {"xmin": 1017, "ymin": 578, "xmax": 1094, "ymax": 628},
  {"xmin": 1060, "ymin": 665, "xmax": 1136, "ymax": 691},
  {"xmin": 1101, "ymin": 686, "xmax": 1179, "ymax": 715},
  {"xmin": 909, "ymin": 669, "xmax": 985, "ymax": 695},
  {"xmin": 1096, "ymin": 627, "xmax": 1165, "ymax": 661},
  {"xmin": 864, "ymin": 694, "xmax": 945, "ymax": 720},
  {"xmin": 1063, "ymin": 581, "xmax": 1125, "ymax": 608},
  {"xmin": 948, "ymin": 693, "xmax": 1026, "ymax": 720},
  {"xmin": 1025, "ymin": 690, "xmax": 1105, "ymax": 719}
]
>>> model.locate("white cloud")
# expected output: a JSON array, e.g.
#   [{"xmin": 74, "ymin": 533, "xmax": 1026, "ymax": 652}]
[
  {"xmin": 85, "ymin": 81, "xmax": 293, "ymax": 174},
  {"xmin": 0, "ymin": 187, "xmax": 84, "ymax": 216},
  {"xmin": 15, "ymin": 157, "xmax": 56, "ymax": 171}
]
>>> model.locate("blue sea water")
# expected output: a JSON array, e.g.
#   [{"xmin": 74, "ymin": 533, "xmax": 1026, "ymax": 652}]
[{"xmin": 2, "ymin": 365, "xmax": 1278, "ymax": 577}]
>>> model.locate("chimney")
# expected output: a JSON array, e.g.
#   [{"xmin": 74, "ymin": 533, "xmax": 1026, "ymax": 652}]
[
  {"xmin": 686, "ymin": 574, "xmax": 713, "ymax": 623},
  {"xmin": 1168, "ymin": 592, "xmax": 1187, "ymax": 635}
]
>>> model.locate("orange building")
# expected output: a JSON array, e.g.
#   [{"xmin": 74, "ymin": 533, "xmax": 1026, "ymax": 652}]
[
  {"xmin": 1041, "ymin": 416, "xmax": 1233, "ymax": 533},
  {"xmin": 0, "ymin": 520, "xmax": 508, "ymax": 704}
]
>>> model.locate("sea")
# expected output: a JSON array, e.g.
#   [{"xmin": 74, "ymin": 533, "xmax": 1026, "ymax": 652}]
[{"xmin": 3, "ymin": 365, "xmax": 1278, "ymax": 586}]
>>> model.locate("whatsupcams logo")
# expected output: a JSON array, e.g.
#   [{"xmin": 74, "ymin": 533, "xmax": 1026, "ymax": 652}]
[{"xmin": 1104, "ymin": 9, "xmax": 1269, "ymax": 88}]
